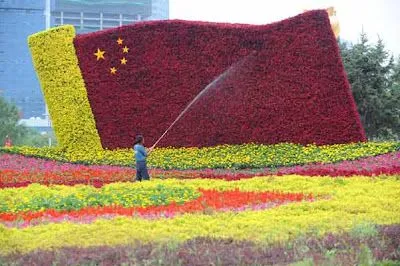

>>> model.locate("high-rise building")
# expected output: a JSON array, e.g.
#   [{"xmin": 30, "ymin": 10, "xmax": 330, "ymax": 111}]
[
  {"xmin": 0, "ymin": 1, "xmax": 47, "ymax": 119},
  {"xmin": 0, "ymin": 0, "xmax": 169, "ymax": 123}
]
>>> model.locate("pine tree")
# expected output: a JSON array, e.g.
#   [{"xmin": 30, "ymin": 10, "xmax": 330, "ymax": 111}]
[{"xmin": 339, "ymin": 33, "xmax": 399, "ymax": 140}]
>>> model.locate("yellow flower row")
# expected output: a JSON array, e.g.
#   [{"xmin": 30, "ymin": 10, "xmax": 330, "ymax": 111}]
[
  {"xmin": 2, "ymin": 141, "xmax": 399, "ymax": 169},
  {"xmin": 1, "ymin": 175, "xmax": 399, "ymax": 254}
]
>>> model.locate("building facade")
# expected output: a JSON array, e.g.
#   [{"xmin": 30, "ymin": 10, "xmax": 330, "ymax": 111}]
[
  {"xmin": 0, "ymin": 0, "xmax": 169, "ymax": 127},
  {"xmin": 0, "ymin": 1, "xmax": 47, "ymax": 119},
  {"xmin": 52, "ymin": 0, "xmax": 154, "ymax": 34}
]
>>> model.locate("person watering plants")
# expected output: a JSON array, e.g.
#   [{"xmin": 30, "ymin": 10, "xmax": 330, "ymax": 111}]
[{"xmin": 133, "ymin": 134, "xmax": 153, "ymax": 181}]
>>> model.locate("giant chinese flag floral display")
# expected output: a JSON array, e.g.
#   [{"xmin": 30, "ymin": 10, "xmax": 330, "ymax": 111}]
[{"xmin": 28, "ymin": 9, "xmax": 366, "ymax": 150}]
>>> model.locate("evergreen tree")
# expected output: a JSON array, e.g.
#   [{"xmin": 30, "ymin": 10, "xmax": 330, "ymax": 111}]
[
  {"xmin": 339, "ymin": 33, "xmax": 399, "ymax": 140},
  {"xmin": 387, "ymin": 56, "xmax": 400, "ymax": 137}
]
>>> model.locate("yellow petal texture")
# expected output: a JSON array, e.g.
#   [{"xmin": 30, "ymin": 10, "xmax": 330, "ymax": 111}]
[{"xmin": 28, "ymin": 25, "xmax": 103, "ymax": 153}]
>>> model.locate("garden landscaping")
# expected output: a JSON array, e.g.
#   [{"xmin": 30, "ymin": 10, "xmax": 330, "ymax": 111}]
[{"xmin": 0, "ymin": 142, "xmax": 399, "ymax": 265}]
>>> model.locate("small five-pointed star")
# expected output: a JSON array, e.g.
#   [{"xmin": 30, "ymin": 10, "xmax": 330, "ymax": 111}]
[
  {"xmin": 117, "ymin": 37, "xmax": 123, "ymax": 45},
  {"xmin": 110, "ymin": 67, "xmax": 117, "ymax": 74},
  {"xmin": 120, "ymin": 57, "xmax": 127, "ymax": 65},
  {"xmin": 122, "ymin": 46, "xmax": 129, "ymax": 53},
  {"xmin": 94, "ymin": 48, "xmax": 105, "ymax": 60}
]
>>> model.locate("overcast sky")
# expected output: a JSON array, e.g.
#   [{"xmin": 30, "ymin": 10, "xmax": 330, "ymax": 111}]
[{"xmin": 169, "ymin": 0, "xmax": 400, "ymax": 57}]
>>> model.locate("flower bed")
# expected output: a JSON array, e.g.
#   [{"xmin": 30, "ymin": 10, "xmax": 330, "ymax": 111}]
[
  {"xmin": 2, "ymin": 224, "xmax": 398, "ymax": 265},
  {"xmin": 1, "ymin": 144, "xmax": 400, "ymax": 265},
  {"xmin": 1, "ymin": 145, "xmax": 400, "ymax": 189},
  {"xmin": 1, "ymin": 141, "xmax": 399, "ymax": 168},
  {"xmin": 0, "ymin": 183, "xmax": 200, "ymax": 213},
  {"xmin": 1, "ymin": 143, "xmax": 400, "ymax": 264},
  {"xmin": 163, "ymin": 150, "xmax": 400, "ymax": 180},
  {"xmin": 1, "ymin": 175, "xmax": 399, "ymax": 256},
  {"xmin": 0, "ymin": 188, "xmax": 311, "ymax": 226},
  {"xmin": 0, "ymin": 152, "xmax": 135, "ymax": 188}
]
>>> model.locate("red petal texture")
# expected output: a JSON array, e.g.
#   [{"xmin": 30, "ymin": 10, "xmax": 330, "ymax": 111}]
[{"xmin": 73, "ymin": 10, "xmax": 366, "ymax": 149}]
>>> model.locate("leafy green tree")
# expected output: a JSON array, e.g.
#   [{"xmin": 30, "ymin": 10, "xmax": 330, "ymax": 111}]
[
  {"xmin": 0, "ymin": 96, "xmax": 28, "ymax": 145},
  {"xmin": 0, "ymin": 96, "xmax": 57, "ymax": 147},
  {"xmin": 339, "ymin": 33, "xmax": 400, "ymax": 140},
  {"xmin": 19, "ymin": 131, "xmax": 58, "ymax": 147}
]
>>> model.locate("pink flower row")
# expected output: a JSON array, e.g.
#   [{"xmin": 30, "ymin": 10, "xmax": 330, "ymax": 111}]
[
  {"xmin": 0, "ymin": 153, "xmax": 128, "ymax": 172},
  {"xmin": 272, "ymin": 151, "xmax": 400, "ymax": 177},
  {"xmin": 0, "ymin": 152, "xmax": 399, "ymax": 189}
]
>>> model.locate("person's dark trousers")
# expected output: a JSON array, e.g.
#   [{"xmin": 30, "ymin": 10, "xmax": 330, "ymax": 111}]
[{"xmin": 136, "ymin": 161, "xmax": 150, "ymax": 181}]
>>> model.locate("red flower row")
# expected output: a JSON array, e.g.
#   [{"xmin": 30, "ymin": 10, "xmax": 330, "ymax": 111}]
[
  {"xmin": 73, "ymin": 10, "xmax": 365, "ymax": 149},
  {"xmin": 0, "ymin": 189, "xmax": 313, "ymax": 224}
]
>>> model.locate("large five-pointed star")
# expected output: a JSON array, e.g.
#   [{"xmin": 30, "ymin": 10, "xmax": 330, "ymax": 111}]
[{"xmin": 94, "ymin": 48, "xmax": 105, "ymax": 60}]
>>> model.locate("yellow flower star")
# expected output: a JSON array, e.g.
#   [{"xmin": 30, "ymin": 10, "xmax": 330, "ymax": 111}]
[
  {"xmin": 117, "ymin": 38, "xmax": 123, "ymax": 45},
  {"xmin": 122, "ymin": 46, "xmax": 129, "ymax": 53},
  {"xmin": 110, "ymin": 67, "xmax": 117, "ymax": 74},
  {"xmin": 94, "ymin": 48, "xmax": 105, "ymax": 60},
  {"xmin": 120, "ymin": 57, "xmax": 127, "ymax": 65}
]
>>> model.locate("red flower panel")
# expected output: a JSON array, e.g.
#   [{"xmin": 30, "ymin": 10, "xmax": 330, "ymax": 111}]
[{"xmin": 73, "ymin": 10, "xmax": 366, "ymax": 149}]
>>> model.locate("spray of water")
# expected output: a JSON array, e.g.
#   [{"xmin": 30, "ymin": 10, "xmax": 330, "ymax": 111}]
[{"xmin": 150, "ymin": 51, "xmax": 257, "ymax": 150}]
